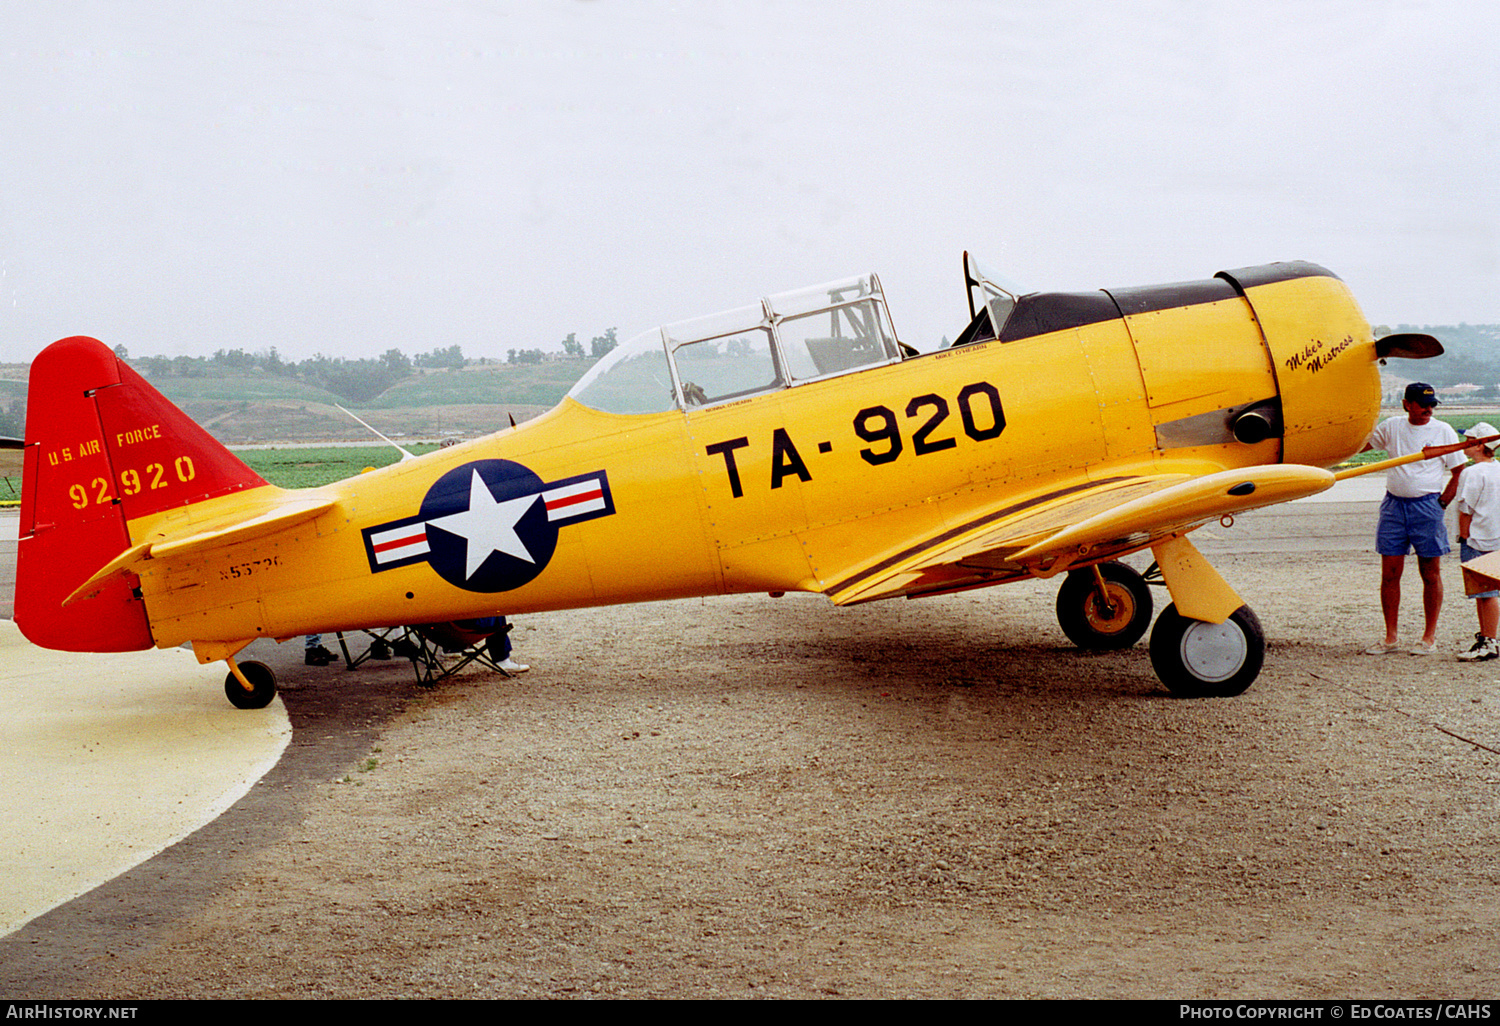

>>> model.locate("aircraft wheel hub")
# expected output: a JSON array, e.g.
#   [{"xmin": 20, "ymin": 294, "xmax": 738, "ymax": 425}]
[
  {"xmin": 1083, "ymin": 584, "xmax": 1134, "ymax": 633},
  {"xmin": 1175, "ymin": 620, "xmax": 1249, "ymax": 683}
]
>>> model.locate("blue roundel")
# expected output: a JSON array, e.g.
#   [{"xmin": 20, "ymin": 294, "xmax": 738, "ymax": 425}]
[{"xmin": 418, "ymin": 459, "xmax": 560, "ymax": 593}]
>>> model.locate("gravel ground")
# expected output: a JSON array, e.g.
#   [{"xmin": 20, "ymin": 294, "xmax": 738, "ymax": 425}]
[{"xmin": 3, "ymin": 544, "xmax": 1499, "ymax": 999}]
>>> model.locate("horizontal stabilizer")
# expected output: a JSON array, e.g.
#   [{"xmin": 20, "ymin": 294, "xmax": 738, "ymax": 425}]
[
  {"xmin": 148, "ymin": 495, "xmax": 335, "ymax": 560},
  {"xmin": 63, "ymin": 495, "xmax": 337, "ymax": 607}
]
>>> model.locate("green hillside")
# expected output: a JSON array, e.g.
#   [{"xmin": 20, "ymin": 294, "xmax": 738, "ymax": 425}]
[
  {"xmin": 151, "ymin": 373, "xmax": 345, "ymax": 404},
  {"xmin": 369, "ymin": 361, "xmax": 590, "ymax": 408},
  {"xmin": 136, "ymin": 360, "xmax": 591, "ymax": 410}
]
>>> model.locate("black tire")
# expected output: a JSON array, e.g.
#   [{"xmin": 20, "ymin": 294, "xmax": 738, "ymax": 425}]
[
  {"xmin": 224, "ymin": 660, "xmax": 277, "ymax": 710},
  {"xmin": 1056, "ymin": 562, "xmax": 1153, "ymax": 651},
  {"xmin": 1149, "ymin": 603, "xmax": 1264, "ymax": 697}
]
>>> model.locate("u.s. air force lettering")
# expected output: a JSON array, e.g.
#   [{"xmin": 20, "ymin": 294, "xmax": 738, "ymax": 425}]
[{"xmin": 362, "ymin": 459, "xmax": 614, "ymax": 593}]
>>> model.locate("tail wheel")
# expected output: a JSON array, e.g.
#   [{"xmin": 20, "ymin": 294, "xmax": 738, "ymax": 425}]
[
  {"xmin": 1149, "ymin": 603, "xmax": 1264, "ymax": 697},
  {"xmin": 1056, "ymin": 562, "xmax": 1153, "ymax": 650},
  {"xmin": 224, "ymin": 660, "xmax": 277, "ymax": 710}
]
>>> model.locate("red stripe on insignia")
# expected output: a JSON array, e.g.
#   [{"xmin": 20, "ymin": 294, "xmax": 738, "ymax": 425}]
[
  {"xmin": 373, "ymin": 530, "xmax": 427, "ymax": 554},
  {"xmin": 546, "ymin": 487, "xmax": 602, "ymax": 511}
]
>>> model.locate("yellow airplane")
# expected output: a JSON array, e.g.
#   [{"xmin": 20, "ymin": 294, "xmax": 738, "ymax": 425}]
[{"xmin": 15, "ymin": 255, "xmax": 1442, "ymax": 708}]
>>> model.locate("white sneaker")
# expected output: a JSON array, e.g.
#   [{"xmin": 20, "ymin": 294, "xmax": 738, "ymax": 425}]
[
  {"xmin": 1457, "ymin": 636, "xmax": 1500, "ymax": 662},
  {"xmin": 498, "ymin": 658, "xmax": 529, "ymax": 673}
]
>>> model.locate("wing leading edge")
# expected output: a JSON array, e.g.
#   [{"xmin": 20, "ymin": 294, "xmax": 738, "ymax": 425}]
[{"xmin": 822, "ymin": 464, "xmax": 1336, "ymax": 607}]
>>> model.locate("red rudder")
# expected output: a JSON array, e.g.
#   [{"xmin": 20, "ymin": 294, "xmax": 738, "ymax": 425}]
[{"xmin": 16, "ymin": 337, "xmax": 269, "ymax": 652}]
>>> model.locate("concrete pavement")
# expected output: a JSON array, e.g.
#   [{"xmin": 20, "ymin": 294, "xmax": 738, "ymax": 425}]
[{"xmin": 0, "ymin": 512, "xmax": 291, "ymax": 937}]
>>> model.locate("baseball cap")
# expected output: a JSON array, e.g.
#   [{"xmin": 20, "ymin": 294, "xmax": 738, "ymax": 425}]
[
  {"xmin": 1465, "ymin": 422, "xmax": 1500, "ymax": 452},
  {"xmin": 1404, "ymin": 382, "xmax": 1440, "ymax": 406}
]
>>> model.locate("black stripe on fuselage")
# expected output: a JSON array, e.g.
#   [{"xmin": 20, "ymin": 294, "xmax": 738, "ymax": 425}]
[{"xmin": 826, "ymin": 475, "xmax": 1137, "ymax": 598}]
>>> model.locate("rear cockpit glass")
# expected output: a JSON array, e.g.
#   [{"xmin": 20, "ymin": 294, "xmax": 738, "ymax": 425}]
[
  {"xmin": 772, "ymin": 278, "xmax": 899, "ymax": 382},
  {"xmin": 567, "ymin": 273, "xmax": 902, "ymax": 414}
]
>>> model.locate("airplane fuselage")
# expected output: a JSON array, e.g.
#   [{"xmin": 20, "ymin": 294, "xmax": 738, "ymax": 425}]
[{"xmin": 100, "ymin": 262, "xmax": 1378, "ymax": 652}]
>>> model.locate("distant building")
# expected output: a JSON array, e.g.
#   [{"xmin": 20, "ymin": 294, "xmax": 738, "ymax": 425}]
[{"xmin": 1439, "ymin": 383, "xmax": 1484, "ymax": 400}]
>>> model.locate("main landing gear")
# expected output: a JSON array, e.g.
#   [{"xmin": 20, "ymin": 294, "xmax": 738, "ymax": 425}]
[
  {"xmin": 1054, "ymin": 561, "xmax": 1266, "ymax": 697},
  {"xmin": 1149, "ymin": 603, "xmax": 1264, "ymax": 698},
  {"xmin": 224, "ymin": 659, "xmax": 277, "ymax": 710}
]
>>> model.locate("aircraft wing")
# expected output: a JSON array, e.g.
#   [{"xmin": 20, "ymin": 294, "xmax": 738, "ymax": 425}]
[{"xmin": 822, "ymin": 463, "xmax": 1336, "ymax": 605}]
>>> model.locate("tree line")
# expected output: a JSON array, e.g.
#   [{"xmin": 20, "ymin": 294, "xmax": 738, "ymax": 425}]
[
  {"xmin": 508, "ymin": 328, "xmax": 617, "ymax": 366},
  {"xmin": 112, "ymin": 328, "xmax": 619, "ymax": 404}
]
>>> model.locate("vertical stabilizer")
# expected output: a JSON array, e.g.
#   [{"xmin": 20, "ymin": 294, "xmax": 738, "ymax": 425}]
[{"xmin": 16, "ymin": 336, "xmax": 269, "ymax": 651}]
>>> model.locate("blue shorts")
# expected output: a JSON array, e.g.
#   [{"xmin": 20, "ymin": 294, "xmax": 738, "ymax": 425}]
[
  {"xmin": 1461, "ymin": 541, "xmax": 1500, "ymax": 599},
  {"xmin": 1376, "ymin": 492, "xmax": 1450, "ymax": 558}
]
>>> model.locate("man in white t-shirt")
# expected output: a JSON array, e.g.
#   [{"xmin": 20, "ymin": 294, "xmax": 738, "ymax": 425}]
[
  {"xmin": 1455, "ymin": 422, "xmax": 1500, "ymax": 661},
  {"xmin": 1363, "ymin": 383, "xmax": 1466, "ymax": 655}
]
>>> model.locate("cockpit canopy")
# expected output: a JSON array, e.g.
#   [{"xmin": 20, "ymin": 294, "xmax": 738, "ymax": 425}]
[{"xmin": 568, "ymin": 273, "xmax": 903, "ymax": 415}]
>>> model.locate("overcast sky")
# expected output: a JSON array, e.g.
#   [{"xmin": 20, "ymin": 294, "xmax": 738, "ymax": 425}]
[{"xmin": 2, "ymin": 0, "xmax": 1497, "ymax": 363}]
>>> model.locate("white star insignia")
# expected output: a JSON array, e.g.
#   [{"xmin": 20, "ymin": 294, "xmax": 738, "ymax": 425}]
[{"xmin": 424, "ymin": 470, "xmax": 539, "ymax": 579}]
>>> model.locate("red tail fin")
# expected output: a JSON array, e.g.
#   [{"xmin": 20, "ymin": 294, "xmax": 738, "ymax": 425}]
[{"xmin": 16, "ymin": 337, "xmax": 268, "ymax": 652}]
